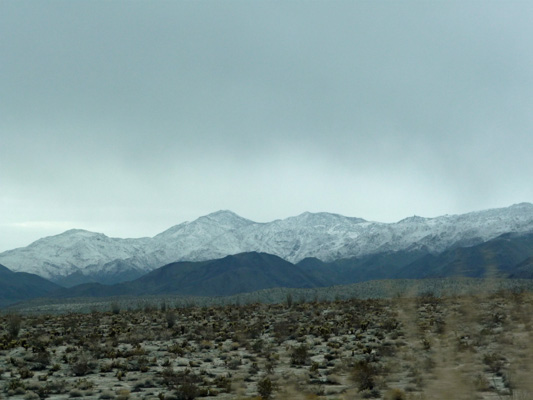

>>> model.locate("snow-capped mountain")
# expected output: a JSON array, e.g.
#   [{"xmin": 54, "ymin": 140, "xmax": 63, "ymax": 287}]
[
  {"xmin": 0, "ymin": 229, "xmax": 151, "ymax": 281},
  {"xmin": 150, "ymin": 210, "xmax": 256, "ymax": 265},
  {"xmin": 2, "ymin": 203, "xmax": 533, "ymax": 284}
]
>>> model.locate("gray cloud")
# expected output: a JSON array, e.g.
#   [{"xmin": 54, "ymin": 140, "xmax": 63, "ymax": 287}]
[{"xmin": 1, "ymin": 1, "xmax": 533, "ymax": 251}]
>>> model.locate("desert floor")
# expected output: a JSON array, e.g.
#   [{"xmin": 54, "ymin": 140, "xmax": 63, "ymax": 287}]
[{"xmin": 1, "ymin": 290, "xmax": 533, "ymax": 400}]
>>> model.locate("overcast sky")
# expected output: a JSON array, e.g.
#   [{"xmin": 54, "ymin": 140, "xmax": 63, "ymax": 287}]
[{"xmin": 1, "ymin": 1, "xmax": 533, "ymax": 252}]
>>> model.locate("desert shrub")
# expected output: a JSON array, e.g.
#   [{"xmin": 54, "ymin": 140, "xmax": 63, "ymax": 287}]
[
  {"xmin": 273, "ymin": 321, "xmax": 294, "ymax": 342},
  {"xmin": 100, "ymin": 362, "xmax": 113, "ymax": 373},
  {"xmin": 174, "ymin": 370, "xmax": 202, "ymax": 400},
  {"xmin": 7, "ymin": 357, "xmax": 22, "ymax": 368},
  {"xmin": 168, "ymin": 343, "xmax": 185, "ymax": 356},
  {"xmin": 70, "ymin": 353, "xmax": 93, "ymax": 376},
  {"xmin": 378, "ymin": 341, "xmax": 396, "ymax": 357},
  {"xmin": 257, "ymin": 377, "xmax": 273, "ymax": 399},
  {"xmin": 482, "ymin": 352, "xmax": 506, "ymax": 373},
  {"xmin": 421, "ymin": 356, "xmax": 436, "ymax": 372},
  {"xmin": 352, "ymin": 359, "xmax": 377, "ymax": 391},
  {"xmin": 7, "ymin": 378, "xmax": 26, "ymax": 395},
  {"xmin": 417, "ymin": 291, "xmax": 439, "ymax": 306},
  {"xmin": 32, "ymin": 350, "xmax": 51, "ymax": 370},
  {"xmin": 213, "ymin": 375, "xmax": 231, "ymax": 392},
  {"xmin": 359, "ymin": 389, "xmax": 381, "ymax": 398},
  {"xmin": 384, "ymin": 388, "xmax": 407, "ymax": 400},
  {"xmin": 286, "ymin": 292, "xmax": 293, "ymax": 308},
  {"xmin": 134, "ymin": 355, "xmax": 150, "ymax": 372},
  {"xmin": 44, "ymin": 379, "xmax": 68, "ymax": 394},
  {"xmin": 18, "ymin": 367, "xmax": 34, "ymax": 379},
  {"xmin": 291, "ymin": 344, "xmax": 309, "ymax": 366},
  {"xmin": 6, "ymin": 314, "xmax": 22, "ymax": 339},
  {"xmin": 69, "ymin": 389, "xmax": 84, "ymax": 398},
  {"xmin": 249, "ymin": 362, "xmax": 260, "ymax": 375},
  {"xmin": 161, "ymin": 367, "xmax": 202, "ymax": 399},
  {"xmin": 310, "ymin": 361, "xmax": 319, "ymax": 373},
  {"xmin": 175, "ymin": 381, "xmax": 199, "ymax": 400},
  {"xmin": 23, "ymin": 391, "xmax": 40, "ymax": 400},
  {"xmin": 116, "ymin": 389, "xmax": 130, "ymax": 400},
  {"xmin": 251, "ymin": 339, "xmax": 264, "ymax": 354},
  {"xmin": 99, "ymin": 391, "xmax": 115, "ymax": 399},
  {"xmin": 227, "ymin": 357, "xmax": 242, "ymax": 370},
  {"xmin": 166, "ymin": 310, "xmax": 177, "ymax": 328},
  {"xmin": 473, "ymin": 373, "xmax": 491, "ymax": 391},
  {"xmin": 133, "ymin": 378, "xmax": 156, "ymax": 391},
  {"xmin": 111, "ymin": 302, "xmax": 120, "ymax": 314},
  {"xmin": 35, "ymin": 383, "xmax": 52, "ymax": 398},
  {"xmin": 74, "ymin": 378, "xmax": 94, "ymax": 390},
  {"xmin": 380, "ymin": 318, "xmax": 399, "ymax": 333},
  {"xmin": 265, "ymin": 360, "xmax": 275, "ymax": 374},
  {"xmin": 115, "ymin": 370, "xmax": 126, "ymax": 381}
]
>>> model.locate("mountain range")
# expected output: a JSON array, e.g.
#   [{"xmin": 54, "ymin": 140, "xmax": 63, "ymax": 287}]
[
  {"xmin": 3, "ymin": 203, "xmax": 533, "ymax": 306},
  {"xmin": 2, "ymin": 203, "xmax": 533, "ymax": 286},
  {"xmin": 9, "ymin": 231, "xmax": 533, "ymax": 303}
]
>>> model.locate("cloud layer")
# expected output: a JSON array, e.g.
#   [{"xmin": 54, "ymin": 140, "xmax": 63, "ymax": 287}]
[{"xmin": 1, "ymin": 1, "xmax": 533, "ymax": 251}]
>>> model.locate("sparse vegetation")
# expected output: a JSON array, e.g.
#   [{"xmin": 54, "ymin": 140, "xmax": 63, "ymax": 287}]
[{"xmin": 1, "ymin": 289, "xmax": 533, "ymax": 399}]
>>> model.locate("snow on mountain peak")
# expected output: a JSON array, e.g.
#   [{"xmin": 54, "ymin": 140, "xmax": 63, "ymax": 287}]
[
  {"xmin": 292, "ymin": 211, "xmax": 366, "ymax": 224},
  {"xmin": 156, "ymin": 210, "xmax": 253, "ymax": 240},
  {"xmin": 510, "ymin": 202, "xmax": 533, "ymax": 209},
  {"xmin": 1, "ymin": 203, "xmax": 533, "ymax": 281},
  {"xmin": 397, "ymin": 215, "xmax": 428, "ymax": 224},
  {"xmin": 205, "ymin": 209, "xmax": 244, "ymax": 219},
  {"xmin": 199, "ymin": 210, "xmax": 254, "ymax": 228}
]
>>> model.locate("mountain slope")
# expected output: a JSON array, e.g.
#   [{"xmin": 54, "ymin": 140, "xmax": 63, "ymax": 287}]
[
  {"xmin": 297, "ymin": 249, "xmax": 429, "ymax": 285},
  {"xmin": 0, "ymin": 263, "xmax": 60, "ymax": 307},
  {"xmin": 0, "ymin": 229, "xmax": 151, "ymax": 281},
  {"xmin": 395, "ymin": 232, "xmax": 533, "ymax": 279},
  {"xmin": 2, "ymin": 203, "xmax": 533, "ymax": 284},
  {"xmin": 131, "ymin": 251, "xmax": 323, "ymax": 296},
  {"xmin": 298, "ymin": 232, "xmax": 533, "ymax": 285},
  {"xmin": 54, "ymin": 252, "xmax": 323, "ymax": 298},
  {"xmin": 510, "ymin": 256, "xmax": 533, "ymax": 279}
]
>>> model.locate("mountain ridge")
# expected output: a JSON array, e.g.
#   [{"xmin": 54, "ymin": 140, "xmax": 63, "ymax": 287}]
[
  {"xmin": 2, "ymin": 203, "xmax": 533, "ymax": 284},
  {"xmin": 52, "ymin": 252, "xmax": 323, "ymax": 298},
  {"xmin": 4, "ymin": 228, "xmax": 533, "ymax": 306},
  {"xmin": 39, "ymin": 232, "xmax": 533, "ymax": 301}
]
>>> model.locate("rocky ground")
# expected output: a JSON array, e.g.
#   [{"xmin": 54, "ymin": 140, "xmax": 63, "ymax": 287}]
[{"xmin": 1, "ymin": 290, "xmax": 533, "ymax": 399}]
